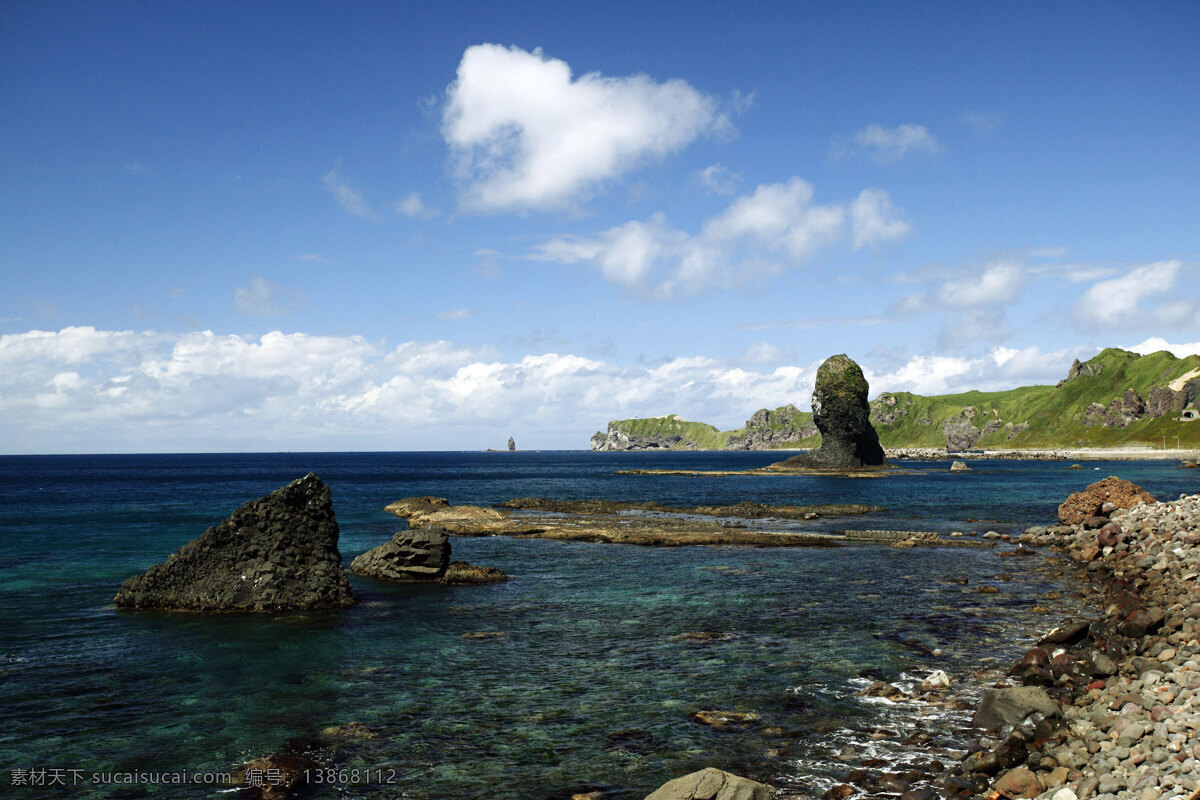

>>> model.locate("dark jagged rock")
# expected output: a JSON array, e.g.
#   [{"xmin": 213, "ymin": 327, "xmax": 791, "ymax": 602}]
[
  {"xmin": 349, "ymin": 527, "xmax": 451, "ymax": 581},
  {"xmin": 770, "ymin": 354, "xmax": 887, "ymax": 470},
  {"xmin": 114, "ymin": 473, "xmax": 357, "ymax": 612},
  {"xmin": 507, "ymin": 436, "xmax": 516, "ymax": 451}
]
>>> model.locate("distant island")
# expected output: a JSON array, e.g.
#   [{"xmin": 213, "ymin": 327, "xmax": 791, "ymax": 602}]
[{"xmin": 590, "ymin": 348, "xmax": 1200, "ymax": 452}]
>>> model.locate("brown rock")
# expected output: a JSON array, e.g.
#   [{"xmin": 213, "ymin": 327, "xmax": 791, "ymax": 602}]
[
  {"xmin": 992, "ymin": 766, "xmax": 1042, "ymax": 799},
  {"xmin": 1057, "ymin": 477, "xmax": 1156, "ymax": 525}
]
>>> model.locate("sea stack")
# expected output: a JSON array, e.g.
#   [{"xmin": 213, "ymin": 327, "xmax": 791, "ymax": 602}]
[
  {"xmin": 114, "ymin": 473, "xmax": 358, "ymax": 611},
  {"xmin": 771, "ymin": 354, "xmax": 887, "ymax": 470}
]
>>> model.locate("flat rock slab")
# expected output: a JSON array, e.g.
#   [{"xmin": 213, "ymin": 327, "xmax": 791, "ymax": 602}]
[
  {"xmin": 644, "ymin": 767, "xmax": 775, "ymax": 800},
  {"xmin": 114, "ymin": 473, "xmax": 357, "ymax": 612}
]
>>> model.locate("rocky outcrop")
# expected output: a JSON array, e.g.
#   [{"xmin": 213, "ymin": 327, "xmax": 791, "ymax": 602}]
[
  {"xmin": 591, "ymin": 423, "xmax": 684, "ymax": 452},
  {"xmin": 349, "ymin": 527, "xmax": 451, "ymax": 581},
  {"xmin": 726, "ymin": 404, "xmax": 816, "ymax": 450},
  {"xmin": 507, "ymin": 437, "xmax": 515, "ymax": 451},
  {"xmin": 1056, "ymin": 476, "xmax": 1156, "ymax": 525},
  {"xmin": 943, "ymin": 410, "xmax": 983, "ymax": 451},
  {"xmin": 770, "ymin": 355, "xmax": 887, "ymax": 470},
  {"xmin": 114, "ymin": 473, "xmax": 357, "ymax": 612},
  {"xmin": 643, "ymin": 768, "xmax": 775, "ymax": 800}
]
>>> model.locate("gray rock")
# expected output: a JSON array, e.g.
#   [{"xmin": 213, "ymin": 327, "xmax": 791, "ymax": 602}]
[
  {"xmin": 951, "ymin": 460, "xmax": 972, "ymax": 472},
  {"xmin": 644, "ymin": 768, "xmax": 776, "ymax": 800},
  {"xmin": 973, "ymin": 686, "xmax": 1061, "ymax": 731},
  {"xmin": 943, "ymin": 413, "xmax": 983, "ymax": 451},
  {"xmin": 770, "ymin": 354, "xmax": 886, "ymax": 470},
  {"xmin": 349, "ymin": 526, "xmax": 451, "ymax": 581},
  {"xmin": 114, "ymin": 473, "xmax": 357, "ymax": 612}
]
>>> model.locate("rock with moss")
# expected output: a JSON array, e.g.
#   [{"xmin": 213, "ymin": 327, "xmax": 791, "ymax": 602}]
[
  {"xmin": 771, "ymin": 354, "xmax": 887, "ymax": 470},
  {"xmin": 114, "ymin": 473, "xmax": 357, "ymax": 612}
]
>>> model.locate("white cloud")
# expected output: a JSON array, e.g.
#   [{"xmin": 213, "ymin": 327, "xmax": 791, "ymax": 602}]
[
  {"xmin": 1072, "ymin": 260, "xmax": 1187, "ymax": 328},
  {"xmin": 394, "ymin": 191, "xmax": 438, "ymax": 220},
  {"xmin": 837, "ymin": 123, "xmax": 942, "ymax": 163},
  {"xmin": 937, "ymin": 261, "xmax": 1025, "ymax": 307},
  {"xmin": 531, "ymin": 177, "xmax": 853, "ymax": 298},
  {"xmin": 698, "ymin": 163, "xmax": 740, "ymax": 194},
  {"xmin": 234, "ymin": 277, "xmax": 306, "ymax": 317},
  {"xmin": 435, "ymin": 308, "xmax": 473, "ymax": 320},
  {"xmin": 0, "ymin": 327, "xmax": 822, "ymax": 452},
  {"xmin": 322, "ymin": 164, "xmax": 379, "ymax": 220},
  {"xmin": 442, "ymin": 44, "xmax": 726, "ymax": 212},
  {"xmin": 869, "ymin": 345, "xmax": 1092, "ymax": 396},
  {"xmin": 850, "ymin": 189, "xmax": 911, "ymax": 249},
  {"xmin": 1125, "ymin": 337, "xmax": 1200, "ymax": 358}
]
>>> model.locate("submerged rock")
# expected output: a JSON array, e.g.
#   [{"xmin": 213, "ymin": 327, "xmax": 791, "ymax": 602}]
[
  {"xmin": 349, "ymin": 527, "xmax": 451, "ymax": 581},
  {"xmin": 114, "ymin": 473, "xmax": 357, "ymax": 612},
  {"xmin": 643, "ymin": 768, "xmax": 775, "ymax": 800},
  {"xmin": 1056, "ymin": 476, "xmax": 1156, "ymax": 525},
  {"xmin": 438, "ymin": 561, "xmax": 508, "ymax": 585},
  {"xmin": 770, "ymin": 354, "xmax": 887, "ymax": 470}
]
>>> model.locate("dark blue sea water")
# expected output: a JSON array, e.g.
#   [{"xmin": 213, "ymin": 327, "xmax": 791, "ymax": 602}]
[{"xmin": 1, "ymin": 452, "xmax": 1195, "ymax": 799}]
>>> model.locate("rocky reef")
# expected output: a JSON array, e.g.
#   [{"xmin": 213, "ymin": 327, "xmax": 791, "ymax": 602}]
[
  {"xmin": 770, "ymin": 354, "xmax": 887, "ymax": 470},
  {"xmin": 114, "ymin": 473, "xmax": 357, "ymax": 612}
]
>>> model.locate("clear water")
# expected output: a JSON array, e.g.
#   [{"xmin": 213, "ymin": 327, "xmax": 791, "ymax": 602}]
[{"xmin": 1, "ymin": 452, "xmax": 1194, "ymax": 799}]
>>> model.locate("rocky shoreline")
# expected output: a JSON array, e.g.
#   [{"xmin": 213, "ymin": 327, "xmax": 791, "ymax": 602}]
[{"xmin": 794, "ymin": 480, "xmax": 1200, "ymax": 800}]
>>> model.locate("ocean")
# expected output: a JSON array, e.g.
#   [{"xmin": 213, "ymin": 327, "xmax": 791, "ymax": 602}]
[{"xmin": 1, "ymin": 451, "xmax": 1195, "ymax": 799}]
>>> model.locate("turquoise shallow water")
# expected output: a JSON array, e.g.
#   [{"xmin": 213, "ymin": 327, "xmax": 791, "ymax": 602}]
[{"xmin": 1, "ymin": 452, "xmax": 1196, "ymax": 799}]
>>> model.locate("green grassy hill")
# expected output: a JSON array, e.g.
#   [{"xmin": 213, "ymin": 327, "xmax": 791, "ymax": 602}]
[{"xmin": 591, "ymin": 349, "xmax": 1200, "ymax": 451}]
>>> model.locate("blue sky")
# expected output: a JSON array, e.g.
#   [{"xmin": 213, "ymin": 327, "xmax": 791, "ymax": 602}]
[{"xmin": 2, "ymin": 1, "xmax": 1198, "ymax": 453}]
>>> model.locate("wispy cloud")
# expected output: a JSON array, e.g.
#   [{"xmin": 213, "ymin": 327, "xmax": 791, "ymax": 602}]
[
  {"xmin": 960, "ymin": 110, "xmax": 1004, "ymax": 133},
  {"xmin": 698, "ymin": 163, "xmax": 740, "ymax": 195},
  {"xmin": 322, "ymin": 163, "xmax": 379, "ymax": 220},
  {"xmin": 394, "ymin": 191, "xmax": 439, "ymax": 220},
  {"xmin": 435, "ymin": 308, "xmax": 473, "ymax": 320},
  {"xmin": 532, "ymin": 179, "xmax": 908, "ymax": 298},
  {"xmin": 1072, "ymin": 260, "xmax": 1196, "ymax": 329},
  {"xmin": 851, "ymin": 188, "xmax": 912, "ymax": 249},
  {"xmin": 442, "ymin": 44, "xmax": 728, "ymax": 213},
  {"xmin": 834, "ymin": 123, "xmax": 942, "ymax": 163},
  {"xmin": 234, "ymin": 277, "xmax": 307, "ymax": 317}
]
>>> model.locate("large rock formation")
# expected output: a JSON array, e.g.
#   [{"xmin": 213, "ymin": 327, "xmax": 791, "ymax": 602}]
[
  {"xmin": 1057, "ymin": 476, "xmax": 1156, "ymax": 525},
  {"xmin": 114, "ymin": 473, "xmax": 357, "ymax": 611},
  {"xmin": 726, "ymin": 404, "xmax": 817, "ymax": 450},
  {"xmin": 591, "ymin": 423, "xmax": 685, "ymax": 451},
  {"xmin": 771, "ymin": 354, "xmax": 887, "ymax": 470},
  {"xmin": 644, "ymin": 768, "xmax": 775, "ymax": 800},
  {"xmin": 348, "ymin": 527, "xmax": 451, "ymax": 581}
]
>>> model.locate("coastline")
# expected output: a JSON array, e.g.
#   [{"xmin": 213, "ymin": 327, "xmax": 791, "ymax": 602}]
[
  {"xmin": 812, "ymin": 486, "xmax": 1200, "ymax": 800},
  {"xmin": 883, "ymin": 448, "xmax": 1200, "ymax": 462}
]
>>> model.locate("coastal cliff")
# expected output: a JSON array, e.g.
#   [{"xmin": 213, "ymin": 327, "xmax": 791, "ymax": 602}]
[{"xmin": 590, "ymin": 348, "xmax": 1200, "ymax": 452}]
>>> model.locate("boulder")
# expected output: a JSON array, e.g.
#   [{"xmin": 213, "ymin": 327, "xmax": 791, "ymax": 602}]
[
  {"xmin": 114, "ymin": 473, "xmax": 357, "ymax": 612},
  {"xmin": 950, "ymin": 460, "xmax": 971, "ymax": 472},
  {"xmin": 644, "ymin": 768, "xmax": 776, "ymax": 800},
  {"xmin": 1057, "ymin": 476, "xmax": 1156, "ymax": 525},
  {"xmin": 770, "ymin": 354, "xmax": 886, "ymax": 470},
  {"xmin": 972, "ymin": 686, "xmax": 1061, "ymax": 732},
  {"xmin": 349, "ymin": 527, "xmax": 451, "ymax": 581},
  {"xmin": 943, "ymin": 414, "xmax": 982, "ymax": 451}
]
